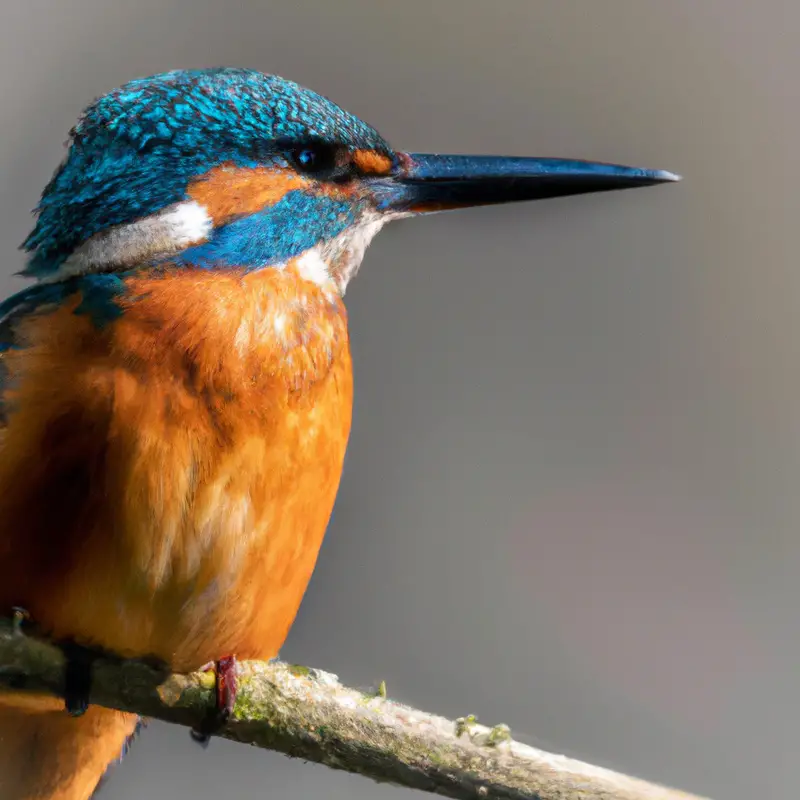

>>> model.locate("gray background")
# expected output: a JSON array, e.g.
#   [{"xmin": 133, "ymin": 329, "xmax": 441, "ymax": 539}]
[{"xmin": 1, "ymin": 1, "xmax": 795, "ymax": 798}]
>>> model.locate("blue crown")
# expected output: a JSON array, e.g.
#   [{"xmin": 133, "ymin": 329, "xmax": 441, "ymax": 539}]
[{"xmin": 21, "ymin": 68, "xmax": 391, "ymax": 278}]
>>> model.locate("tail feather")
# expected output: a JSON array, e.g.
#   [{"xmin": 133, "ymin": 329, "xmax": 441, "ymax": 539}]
[
  {"xmin": 90, "ymin": 718, "xmax": 146, "ymax": 798},
  {"xmin": 0, "ymin": 698, "xmax": 140, "ymax": 800}
]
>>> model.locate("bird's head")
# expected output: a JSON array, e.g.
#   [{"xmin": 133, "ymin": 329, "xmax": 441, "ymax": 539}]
[{"xmin": 22, "ymin": 68, "xmax": 678, "ymax": 293}]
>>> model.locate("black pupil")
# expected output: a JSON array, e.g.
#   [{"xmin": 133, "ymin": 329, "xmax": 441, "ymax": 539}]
[
  {"xmin": 297, "ymin": 149, "xmax": 316, "ymax": 167},
  {"xmin": 291, "ymin": 144, "xmax": 337, "ymax": 175}
]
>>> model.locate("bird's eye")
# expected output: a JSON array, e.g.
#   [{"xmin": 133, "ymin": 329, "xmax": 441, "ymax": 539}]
[
  {"xmin": 295, "ymin": 149, "xmax": 317, "ymax": 168},
  {"xmin": 288, "ymin": 143, "xmax": 340, "ymax": 176}
]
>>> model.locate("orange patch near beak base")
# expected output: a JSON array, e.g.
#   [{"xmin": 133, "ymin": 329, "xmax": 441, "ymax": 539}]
[{"xmin": 352, "ymin": 149, "xmax": 394, "ymax": 176}]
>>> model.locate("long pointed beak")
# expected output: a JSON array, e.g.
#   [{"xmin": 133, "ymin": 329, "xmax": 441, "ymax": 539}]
[{"xmin": 374, "ymin": 153, "xmax": 680, "ymax": 213}]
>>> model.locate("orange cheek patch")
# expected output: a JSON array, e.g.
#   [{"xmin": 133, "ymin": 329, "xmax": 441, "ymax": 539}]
[
  {"xmin": 187, "ymin": 163, "xmax": 311, "ymax": 226},
  {"xmin": 352, "ymin": 149, "xmax": 394, "ymax": 176}
]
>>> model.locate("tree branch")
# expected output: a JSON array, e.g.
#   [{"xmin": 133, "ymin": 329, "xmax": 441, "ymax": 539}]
[{"xmin": 0, "ymin": 617, "xmax": 709, "ymax": 800}]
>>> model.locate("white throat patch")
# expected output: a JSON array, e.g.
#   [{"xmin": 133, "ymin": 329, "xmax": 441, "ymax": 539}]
[{"xmin": 296, "ymin": 208, "xmax": 407, "ymax": 294}]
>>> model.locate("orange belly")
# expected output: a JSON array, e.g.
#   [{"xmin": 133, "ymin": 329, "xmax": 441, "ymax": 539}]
[{"xmin": 0, "ymin": 265, "xmax": 352, "ymax": 672}]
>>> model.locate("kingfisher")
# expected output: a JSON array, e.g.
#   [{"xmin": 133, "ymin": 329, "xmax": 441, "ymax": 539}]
[{"xmin": 0, "ymin": 67, "xmax": 677, "ymax": 799}]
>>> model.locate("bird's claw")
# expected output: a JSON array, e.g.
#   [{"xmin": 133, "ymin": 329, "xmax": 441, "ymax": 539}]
[
  {"xmin": 190, "ymin": 655, "xmax": 238, "ymax": 746},
  {"xmin": 61, "ymin": 641, "xmax": 96, "ymax": 717},
  {"xmin": 8, "ymin": 608, "xmax": 96, "ymax": 717}
]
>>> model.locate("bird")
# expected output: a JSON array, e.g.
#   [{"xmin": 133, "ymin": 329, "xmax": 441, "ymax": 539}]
[{"xmin": 0, "ymin": 67, "xmax": 678, "ymax": 799}]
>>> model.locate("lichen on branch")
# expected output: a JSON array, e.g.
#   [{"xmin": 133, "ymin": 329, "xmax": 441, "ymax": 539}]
[{"xmin": 0, "ymin": 618, "xmax": 710, "ymax": 800}]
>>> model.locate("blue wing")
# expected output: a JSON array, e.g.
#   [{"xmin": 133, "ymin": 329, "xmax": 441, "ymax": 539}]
[
  {"xmin": 0, "ymin": 275, "xmax": 127, "ymax": 424},
  {"xmin": 0, "ymin": 282, "xmax": 69, "ymax": 350},
  {"xmin": 0, "ymin": 283, "xmax": 70, "ymax": 423}
]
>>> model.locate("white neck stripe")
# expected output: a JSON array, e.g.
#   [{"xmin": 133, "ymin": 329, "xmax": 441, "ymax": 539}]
[{"xmin": 38, "ymin": 200, "xmax": 213, "ymax": 283}]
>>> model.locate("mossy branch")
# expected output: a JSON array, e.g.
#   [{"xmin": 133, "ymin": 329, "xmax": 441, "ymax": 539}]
[{"xmin": 0, "ymin": 617, "xmax": 709, "ymax": 800}]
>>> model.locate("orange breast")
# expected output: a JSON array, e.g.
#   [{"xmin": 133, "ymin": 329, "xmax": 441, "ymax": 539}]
[{"xmin": 0, "ymin": 265, "xmax": 352, "ymax": 671}]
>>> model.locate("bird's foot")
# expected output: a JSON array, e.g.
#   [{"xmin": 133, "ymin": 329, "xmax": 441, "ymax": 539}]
[
  {"xmin": 190, "ymin": 655, "xmax": 238, "ymax": 746},
  {"xmin": 7, "ymin": 607, "xmax": 98, "ymax": 716},
  {"xmin": 60, "ymin": 640, "xmax": 97, "ymax": 717}
]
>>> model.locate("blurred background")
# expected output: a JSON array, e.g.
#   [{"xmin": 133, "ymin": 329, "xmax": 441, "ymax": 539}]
[{"xmin": 1, "ymin": 1, "xmax": 796, "ymax": 798}]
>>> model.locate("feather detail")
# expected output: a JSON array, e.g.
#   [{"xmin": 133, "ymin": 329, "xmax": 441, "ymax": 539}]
[{"xmin": 0, "ymin": 263, "xmax": 352, "ymax": 671}]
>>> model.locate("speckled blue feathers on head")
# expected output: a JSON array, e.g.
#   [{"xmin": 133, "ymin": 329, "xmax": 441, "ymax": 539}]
[{"xmin": 21, "ymin": 68, "xmax": 392, "ymax": 277}]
